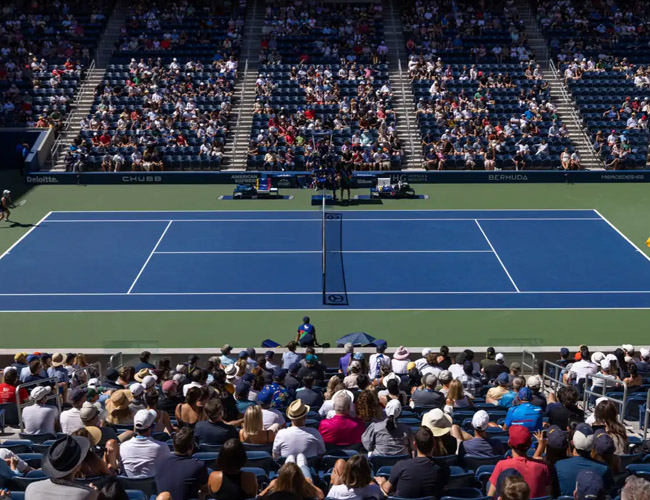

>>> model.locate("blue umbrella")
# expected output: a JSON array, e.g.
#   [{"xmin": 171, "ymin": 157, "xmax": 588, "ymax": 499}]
[{"xmin": 336, "ymin": 332, "xmax": 376, "ymax": 347}]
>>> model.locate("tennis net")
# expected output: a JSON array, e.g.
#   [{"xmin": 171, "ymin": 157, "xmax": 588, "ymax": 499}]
[{"xmin": 321, "ymin": 197, "xmax": 348, "ymax": 306}]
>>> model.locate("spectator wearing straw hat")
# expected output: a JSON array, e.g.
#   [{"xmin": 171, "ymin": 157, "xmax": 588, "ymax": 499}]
[
  {"xmin": 392, "ymin": 347, "xmax": 411, "ymax": 374},
  {"xmin": 119, "ymin": 409, "xmax": 171, "ymax": 477},
  {"xmin": 80, "ymin": 401, "xmax": 119, "ymax": 446},
  {"xmin": 105, "ymin": 389, "xmax": 134, "ymax": 426},
  {"xmin": 273, "ymin": 399, "xmax": 326, "ymax": 459},
  {"xmin": 22, "ymin": 385, "xmax": 58, "ymax": 435},
  {"xmin": 60, "ymin": 387, "xmax": 87, "ymax": 435},
  {"xmin": 47, "ymin": 352, "xmax": 69, "ymax": 387},
  {"xmin": 25, "ymin": 435, "xmax": 97, "ymax": 500}
]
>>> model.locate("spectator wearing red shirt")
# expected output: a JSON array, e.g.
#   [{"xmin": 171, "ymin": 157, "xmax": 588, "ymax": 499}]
[
  {"xmin": 99, "ymin": 132, "xmax": 112, "ymax": 148},
  {"xmin": 0, "ymin": 367, "xmax": 29, "ymax": 404},
  {"xmin": 488, "ymin": 425, "xmax": 551, "ymax": 499},
  {"xmin": 318, "ymin": 391, "xmax": 364, "ymax": 446}
]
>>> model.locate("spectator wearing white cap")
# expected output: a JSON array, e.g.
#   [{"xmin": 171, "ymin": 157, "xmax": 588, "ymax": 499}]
[
  {"xmin": 362, "ymin": 400, "xmax": 412, "ymax": 456},
  {"xmin": 415, "ymin": 348, "xmax": 434, "ymax": 371},
  {"xmin": 484, "ymin": 353, "xmax": 509, "ymax": 382},
  {"xmin": 22, "ymin": 386, "xmax": 58, "ymax": 435},
  {"xmin": 457, "ymin": 410, "xmax": 505, "ymax": 464},
  {"xmin": 589, "ymin": 358, "xmax": 620, "ymax": 396},
  {"xmin": 527, "ymin": 376, "xmax": 547, "ymax": 410},
  {"xmin": 119, "ymin": 409, "xmax": 171, "ymax": 477},
  {"xmin": 622, "ymin": 344, "xmax": 637, "ymax": 364},
  {"xmin": 129, "ymin": 383, "xmax": 146, "ymax": 413}
]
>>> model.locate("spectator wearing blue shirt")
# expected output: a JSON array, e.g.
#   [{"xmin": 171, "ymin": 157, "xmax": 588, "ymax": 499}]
[
  {"xmin": 458, "ymin": 410, "xmax": 505, "ymax": 465},
  {"xmin": 499, "ymin": 377, "xmax": 525, "ymax": 408},
  {"xmin": 553, "ymin": 423, "xmax": 614, "ymax": 496},
  {"xmin": 47, "ymin": 352, "xmax": 70, "ymax": 389},
  {"xmin": 282, "ymin": 341, "xmax": 301, "ymax": 369},
  {"xmin": 134, "ymin": 351, "xmax": 156, "ymax": 372},
  {"xmin": 296, "ymin": 316, "xmax": 317, "ymax": 347},
  {"xmin": 504, "ymin": 388, "xmax": 543, "ymax": 431},
  {"xmin": 339, "ymin": 343, "xmax": 354, "ymax": 375},
  {"xmin": 220, "ymin": 344, "xmax": 236, "ymax": 366}
]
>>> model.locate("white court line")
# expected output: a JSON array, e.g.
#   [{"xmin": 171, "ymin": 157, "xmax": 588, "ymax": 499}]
[
  {"xmin": 40, "ymin": 217, "xmax": 604, "ymax": 223},
  {"xmin": 3, "ymin": 307, "xmax": 650, "ymax": 313},
  {"xmin": 0, "ymin": 211, "xmax": 52, "ymax": 260},
  {"xmin": 593, "ymin": 209, "xmax": 650, "ymax": 264},
  {"xmin": 126, "ymin": 221, "xmax": 173, "ymax": 294},
  {"xmin": 50, "ymin": 209, "xmax": 599, "ymax": 213},
  {"xmin": 154, "ymin": 250, "xmax": 494, "ymax": 255},
  {"xmin": 474, "ymin": 220, "xmax": 520, "ymax": 293},
  {"xmin": 2, "ymin": 290, "xmax": 650, "ymax": 297}
]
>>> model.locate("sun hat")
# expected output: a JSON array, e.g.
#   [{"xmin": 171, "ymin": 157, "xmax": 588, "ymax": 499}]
[
  {"xmin": 472, "ymin": 410, "xmax": 490, "ymax": 431},
  {"xmin": 30, "ymin": 385, "xmax": 51, "ymax": 402},
  {"xmin": 51, "ymin": 352, "xmax": 65, "ymax": 367},
  {"xmin": 42, "ymin": 436, "xmax": 90, "ymax": 479},
  {"xmin": 422, "ymin": 408, "xmax": 453, "ymax": 437},
  {"xmin": 286, "ymin": 399, "xmax": 310, "ymax": 420},
  {"xmin": 573, "ymin": 423, "xmax": 595, "ymax": 451},
  {"xmin": 385, "ymin": 399, "xmax": 402, "ymax": 418},
  {"xmin": 84, "ymin": 426, "xmax": 102, "ymax": 447},
  {"xmin": 591, "ymin": 352, "xmax": 605, "ymax": 364},
  {"xmin": 224, "ymin": 364, "xmax": 238, "ymax": 380},
  {"xmin": 129, "ymin": 383, "xmax": 144, "ymax": 397},
  {"xmin": 576, "ymin": 470, "xmax": 605, "ymax": 500},
  {"xmin": 547, "ymin": 425, "xmax": 569, "ymax": 450},
  {"xmin": 383, "ymin": 372, "xmax": 401, "ymax": 385},
  {"xmin": 106, "ymin": 390, "xmax": 132, "ymax": 413},
  {"xmin": 508, "ymin": 425, "xmax": 532, "ymax": 448},
  {"xmin": 134, "ymin": 368, "xmax": 152, "ymax": 383},
  {"xmin": 375, "ymin": 340, "xmax": 387, "ymax": 352},
  {"xmin": 394, "ymin": 346, "xmax": 410, "ymax": 360},
  {"xmin": 134, "ymin": 409, "xmax": 157, "ymax": 430}
]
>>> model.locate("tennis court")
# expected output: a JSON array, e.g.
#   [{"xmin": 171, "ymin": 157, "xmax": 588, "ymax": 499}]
[{"xmin": 1, "ymin": 208, "xmax": 650, "ymax": 312}]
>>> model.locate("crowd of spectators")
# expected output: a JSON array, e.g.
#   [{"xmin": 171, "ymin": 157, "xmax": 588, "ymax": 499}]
[
  {"xmin": 1, "ymin": 340, "xmax": 649, "ymax": 500},
  {"xmin": 402, "ymin": 0, "xmax": 577, "ymax": 170},
  {"xmin": 65, "ymin": 0, "xmax": 244, "ymax": 171},
  {"xmin": 247, "ymin": 1, "xmax": 403, "ymax": 173},
  {"xmin": 0, "ymin": 0, "xmax": 112, "ymax": 128},
  {"xmin": 536, "ymin": 0, "xmax": 650, "ymax": 168}
]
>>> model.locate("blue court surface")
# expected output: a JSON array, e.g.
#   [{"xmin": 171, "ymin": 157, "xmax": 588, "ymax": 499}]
[{"xmin": 2, "ymin": 209, "xmax": 650, "ymax": 312}]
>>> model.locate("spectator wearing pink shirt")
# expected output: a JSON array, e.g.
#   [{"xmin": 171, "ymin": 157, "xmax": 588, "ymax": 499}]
[{"xmin": 318, "ymin": 392, "xmax": 364, "ymax": 447}]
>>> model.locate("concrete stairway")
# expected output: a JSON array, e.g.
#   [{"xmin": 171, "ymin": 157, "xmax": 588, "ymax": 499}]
[
  {"xmin": 49, "ymin": 1, "xmax": 129, "ymax": 171},
  {"xmin": 515, "ymin": 0, "xmax": 604, "ymax": 169},
  {"xmin": 383, "ymin": 0, "xmax": 423, "ymax": 170},
  {"xmin": 223, "ymin": 0, "xmax": 264, "ymax": 171}
]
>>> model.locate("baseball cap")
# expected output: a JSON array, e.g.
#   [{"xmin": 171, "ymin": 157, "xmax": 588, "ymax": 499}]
[
  {"xmin": 265, "ymin": 350, "xmax": 275, "ymax": 359},
  {"xmin": 305, "ymin": 354, "xmax": 317, "ymax": 363},
  {"xmin": 573, "ymin": 423, "xmax": 595, "ymax": 451},
  {"xmin": 497, "ymin": 372, "xmax": 510, "ymax": 385},
  {"xmin": 30, "ymin": 385, "xmax": 51, "ymax": 402},
  {"xmin": 129, "ymin": 383, "xmax": 144, "ymax": 397},
  {"xmin": 560, "ymin": 347, "xmax": 569, "ymax": 356},
  {"xmin": 133, "ymin": 409, "xmax": 157, "ymax": 430},
  {"xmin": 188, "ymin": 355, "xmax": 199, "ymax": 363},
  {"xmin": 79, "ymin": 401, "xmax": 100, "ymax": 422},
  {"xmin": 517, "ymin": 387, "xmax": 532, "ymax": 401},
  {"xmin": 70, "ymin": 387, "xmax": 86, "ymax": 403},
  {"xmin": 288, "ymin": 362, "xmax": 301, "ymax": 374},
  {"xmin": 543, "ymin": 424, "xmax": 567, "ymax": 449},
  {"xmin": 221, "ymin": 344, "xmax": 232, "ymax": 354},
  {"xmin": 141, "ymin": 375, "xmax": 156, "ymax": 389},
  {"xmin": 375, "ymin": 340, "xmax": 387, "ymax": 352},
  {"xmin": 575, "ymin": 470, "xmax": 605, "ymax": 500},
  {"xmin": 594, "ymin": 431, "xmax": 615, "ymax": 455},
  {"xmin": 439, "ymin": 370, "xmax": 453, "ymax": 383},
  {"xmin": 235, "ymin": 380, "xmax": 250, "ymax": 395},
  {"xmin": 238, "ymin": 351, "xmax": 248, "ymax": 359},
  {"xmin": 385, "ymin": 399, "xmax": 402, "ymax": 418},
  {"xmin": 640, "ymin": 347, "xmax": 649, "ymax": 359},
  {"xmin": 273, "ymin": 368, "xmax": 287, "ymax": 380},
  {"xmin": 527, "ymin": 376, "xmax": 541, "ymax": 389},
  {"xmin": 510, "ymin": 362, "xmax": 521, "ymax": 371},
  {"xmin": 162, "ymin": 380, "xmax": 178, "ymax": 393},
  {"xmin": 600, "ymin": 359, "xmax": 610, "ymax": 371},
  {"xmin": 472, "ymin": 410, "xmax": 490, "ymax": 431},
  {"xmin": 256, "ymin": 386, "xmax": 274, "ymax": 405},
  {"xmin": 495, "ymin": 353, "xmax": 505, "ymax": 362},
  {"xmin": 422, "ymin": 348, "xmax": 433, "ymax": 357},
  {"xmin": 246, "ymin": 347, "xmax": 256, "ymax": 357},
  {"xmin": 508, "ymin": 425, "xmax": 532, "ymax": 449}
]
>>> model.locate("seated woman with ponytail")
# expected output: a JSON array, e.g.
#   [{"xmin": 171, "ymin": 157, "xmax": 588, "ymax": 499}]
[{"xmin": 361, "ymin": 400, "xmax": 412, "ymax": 456}]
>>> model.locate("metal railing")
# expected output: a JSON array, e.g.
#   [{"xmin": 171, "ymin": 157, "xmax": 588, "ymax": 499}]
[
  {"xmin": 521, "ymin": 350, "xmax": 537, "ymax": 377},
  {"xmin": 15, "ymin": 377, "xmax": 62, "ymax": 432},
  {"xmin": 48, "ymin": 59, "xmax": 97, "ymax": 169},
  {"xmin": 69, "ymin": 362, "xmax": 102, "ymax": 388},
  {"xmin": 643, "ymin": 390, "xmax": 650, "ymax": 443},
  {"xmin": 109, "ymin": 352, "xmax": 124, "ymax": 370},
  {"xmin": 231, "ymin": 58, "xmax": 249, "ymax": 163},
  {"xmin": 542, "ymin": 359, "xmax": 569, "ymax": 393},
  {"xmin": 548, "ymin": 59, "xmax": 605, "ymax": 169},
  {"xmin": 582, "ymin": 373, "xmax": 629, "ymax": 422}
]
